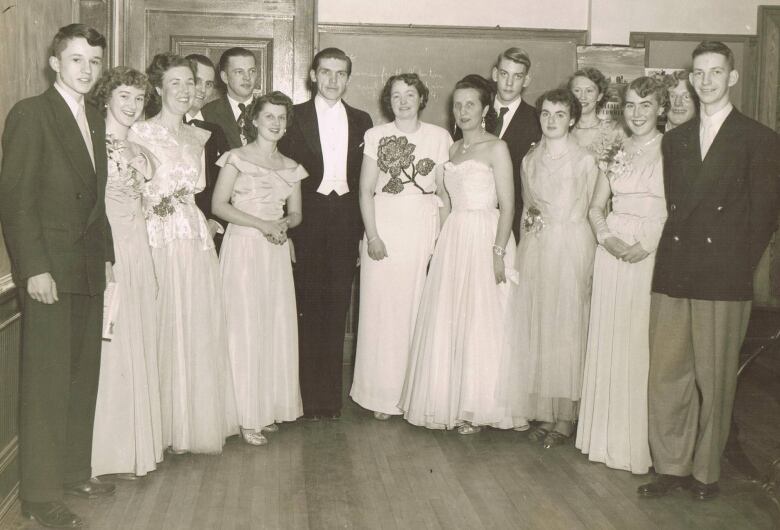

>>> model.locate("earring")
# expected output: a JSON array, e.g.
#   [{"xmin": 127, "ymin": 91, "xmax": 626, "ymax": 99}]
[
  {"xmin": 452, "ymin": 123, "xmax": 458, "ymax": 135},
  {"xmin": 481, "ymin": 116, "xmax": 486, "ymax": 129}
]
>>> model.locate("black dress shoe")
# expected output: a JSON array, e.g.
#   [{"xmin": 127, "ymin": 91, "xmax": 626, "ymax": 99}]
[
  {"xmin": 21, "ymin": 501, "xmax": 82, "ymax": 528},
  {"xmin": 637, "ymin": 474, "xmax": 690, "ymax": 498},
  {"xmin": 689, "ymin": 479, "xmax": 720, "ymax": 500},
  {"xmin": 301, "ymin": 413, "xmax": 321, "ymax": 421},
  {"xmin": 64, "ymin": 477, "xmax": 116, "ymax": 499}
]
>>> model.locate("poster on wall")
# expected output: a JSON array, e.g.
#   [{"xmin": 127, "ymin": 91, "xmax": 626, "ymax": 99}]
[{"xmin": 576, "ymin": 45, "xmax": 645, "ymax": 121}]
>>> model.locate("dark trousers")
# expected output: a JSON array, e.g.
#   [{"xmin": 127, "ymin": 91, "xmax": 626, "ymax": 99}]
[
  {"xmin": 19, "ymin": 290, "xmax": 103, "ymax": 502},
  {"xmin": 294, "ymin": 192, "xmax": 358, "ymax": 416}
]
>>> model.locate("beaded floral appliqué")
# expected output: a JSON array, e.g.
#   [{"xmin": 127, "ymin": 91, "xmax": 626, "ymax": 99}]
[{"xmin": 377, "ymin": 135, "xmax": 435, "ymax": 194}]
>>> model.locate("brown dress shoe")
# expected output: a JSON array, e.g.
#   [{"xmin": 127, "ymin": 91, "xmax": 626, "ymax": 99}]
[
  {"xmin": 689, "ymin": 479, "xmax": 720, "ymax": 500},
  {"xmin": 64, "ymin": 477, "xmax": 116, "ymax": 499},
  {"xmin": 637, "ymin": 474, "xmax": 690, "ymax": 498},
  {"xmin": 21, "ymin": 501, "xmax": 82, "ymax": 528}
]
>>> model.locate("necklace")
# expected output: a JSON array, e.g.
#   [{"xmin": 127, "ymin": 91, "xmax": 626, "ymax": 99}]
[
  {"xmin": 544, "ymin": 147, "xmax": 569, "ymax": 160},
  {"xmin": 461, "ymin": 132, "xmax": 486, "ymax": 153},
  {"xmin": 628, "ymin": 133, "xmax": 661, "ymax": 157},
  {"xmin": 576, "ymin": 119, "xmax": 601, "ymax": 130}
]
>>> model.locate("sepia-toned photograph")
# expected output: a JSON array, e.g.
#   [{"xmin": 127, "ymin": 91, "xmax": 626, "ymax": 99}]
[{"xmin": 0, "ymin": 1, "xmax": 779, "ymax": 529}]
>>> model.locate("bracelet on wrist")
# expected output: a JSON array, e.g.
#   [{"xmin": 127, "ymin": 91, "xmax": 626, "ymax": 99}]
[{"xmin": 492, "ymin": 245, "xmax": 506, "ymax": 257}]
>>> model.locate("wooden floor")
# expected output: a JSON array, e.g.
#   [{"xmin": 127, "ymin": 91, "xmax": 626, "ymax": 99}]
[{"xmin": 4, "ymin": 355, "xmax": 779, "ymax": 530}]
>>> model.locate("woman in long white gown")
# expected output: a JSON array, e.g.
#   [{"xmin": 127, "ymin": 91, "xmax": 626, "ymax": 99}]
[
  {"xmin": 576, "ymin": 77, "xmax": 668, "ymax": 473},
  {"xmin": 213, "ymin": 92, "xmax": 306, "ymax": 446},
  {"xmin": 351, "ymin": 73, "xmax": 451, "ymax": 420},
  {"xmin": 400, "ymin": 75, "xmax": 519, "ymax": 434},
  {"xmin": 129, "ymin": 53, "xmax": 238, "ymax": 454},
  {"xmin": 91, "ymin": 67, "xmax": 163, "ymax": 477}
]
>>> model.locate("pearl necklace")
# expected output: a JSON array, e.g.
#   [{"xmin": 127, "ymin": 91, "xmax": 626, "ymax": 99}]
[
  {"xmin": 461, "ymin": 132, "xmax": 487, "ymax": 153},
  {"xmin": 575, "ymin": 119, "xmax": 601, "ymax": 130},
  {"xmin": 628, "ymin": 133, "xmax": 661, "ymax": 157},
  {"xmin": 544, "ymin": 148, "xmax": 569, "ymax": 160}
]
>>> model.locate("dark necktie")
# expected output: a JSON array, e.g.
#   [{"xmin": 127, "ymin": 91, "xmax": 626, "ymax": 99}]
[
  {"xmin": 237, "ymin": 102, "xmax": 248, "ymax": 145},
  {"xmin": 494, "ymin": 106, "xmax": 509, "ymax": 137}
]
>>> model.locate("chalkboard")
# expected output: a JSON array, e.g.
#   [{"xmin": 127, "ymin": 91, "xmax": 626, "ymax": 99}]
[{"xmin": 318, "ymin": 24, "xmax": 587, "ymax": 130}]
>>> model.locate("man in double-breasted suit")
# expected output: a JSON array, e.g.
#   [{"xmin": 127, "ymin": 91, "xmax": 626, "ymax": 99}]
[
  {"xmin": 491, "ymin": 48, "xmax": 542, "ymax": 240},
  {"xmin": 639, "ymin": 41, "xmax": 779, "ymax": 501},
  {"xmin": 278, "ymin": 47, "xmax": 373, "ymax": 419},
  {"xmin": 185, "ymin": 54, "xmax": 230, "ymax": 252},
  {"xmin": 0, "ymin": 24, "xmax": 116, "ymax": 528},
  {"xmin": 202, "ymin": 47, "xmax": 258, "ymax": 149}
]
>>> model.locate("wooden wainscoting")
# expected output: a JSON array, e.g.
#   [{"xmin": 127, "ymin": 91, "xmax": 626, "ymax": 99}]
[{"xmin": 0, "ymin": 284, "xmax": 21, "ymax": 525}]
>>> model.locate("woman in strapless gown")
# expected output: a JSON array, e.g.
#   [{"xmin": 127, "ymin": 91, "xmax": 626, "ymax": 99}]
[{"xmin": 400, "ymin": 75, "xmax": 519, "ymax": 433}]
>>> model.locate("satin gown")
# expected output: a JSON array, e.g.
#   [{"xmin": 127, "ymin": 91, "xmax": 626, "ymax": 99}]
[
  {"xmin": 218, "ymin": 151, "xmax": 307, "ymax": 430},
  {"xmin": 91, "ymin": 135, "xmax": 163, "ymax": 476}
]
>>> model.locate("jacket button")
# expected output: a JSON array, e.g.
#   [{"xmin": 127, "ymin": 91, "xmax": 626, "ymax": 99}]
[
  {"xmin": 673, "ymin": 235, "xmax": 680, "ymax": 242},
  {"xmin": 670, "ymin": 203, "xmax": 676, "ymax": 211},
  {"xmin": 76, "ymin": 193, "xmax": 83, "ymax": 199},
  {"xmin": 717, "ymin": 206, "xmax": 724, "ymax": 211},
  {"xmin": 706, "ymin": 237, "xmax": 712, "ymax": 243}
]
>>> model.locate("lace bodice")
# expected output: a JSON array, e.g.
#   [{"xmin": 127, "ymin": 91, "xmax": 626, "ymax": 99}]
[{"xmin": 128, "ymin": 120, "xmax": 212, "ymax": 249}]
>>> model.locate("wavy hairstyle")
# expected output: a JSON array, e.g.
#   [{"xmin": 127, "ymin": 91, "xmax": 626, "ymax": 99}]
[
  {"xmin": 242, "ymin": 91, "xmax": 294, "ymax": 143},
  {"xmin": 623, "ymin": 75, "xmax": 670, "ymax": 113},
  {"xmin": 89, "ymin": 66, "xmax": 153, "ymax": 116},
  {"xmin": 567, "ymin": 67, "xmax": 610, "ymax": 112},
  {"xmin": 380, "ymin": 73, "xmax": 430, "ymax": 120},
  {"xmin": 144, "ymin": 52, "xmax": 196, "ymax": 117}
]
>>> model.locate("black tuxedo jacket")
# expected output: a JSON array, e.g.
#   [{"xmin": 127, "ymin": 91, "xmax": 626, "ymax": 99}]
[
  {"xmin": 653, "ymin": 108, "xmax": 780, "ymax": 301},
  {"xmin": 188, "ymin": 119, "xmax": 229, "ymax": 227},
  {"xmin": 202, "ymin": 95, "xmax": 243, "ymax": 149},
  {"xmin": 501, "ymin": 100, "xmax": 542, "ymax": 237},
  {"xmin": 0, "ymin": 87, "xmax": 113, "ymax": 295},
  {"xmin": 278, "ymin": 98, "xmax": 373, "ymax": 241}
]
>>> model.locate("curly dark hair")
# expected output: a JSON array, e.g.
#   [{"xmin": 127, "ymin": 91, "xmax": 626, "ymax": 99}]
[
  {"xmin": 89, "ymin": 66, "xmax": 152, "ymax": 116},
  {"xmin": 242, "ymin": 91, "xmax": 294, "ymax": 143},
  {"xmin": 145, "ymin": 52, "xmax": 196, "ymax": 117},
  {"xmin": 380, "ymin": 73, "xmax": 429, "ymax": 120},
  {"xmin": 453, "ymin": 74, "xmax": 498, "ymax": 133},
  {"xmin": 536, "ymin": 88, "xmax": 582, "ymax": 128},
  {"xmin": 623, "ymin": 75, "xmax": 670, "ymax": 113},
  {"xmin": 568, "ymin": 67, "xmax": 610, "ymax": 112}
]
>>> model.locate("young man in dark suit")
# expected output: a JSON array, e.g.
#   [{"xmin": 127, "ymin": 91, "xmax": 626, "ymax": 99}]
[
  {"xmin": 201, "ymin": 47, "xmax": 258, "ymax": 149},
  {"xmin": 185, "ymin": 53, "xmax": 230, "ymax": 251},
  {"xmin": 278, "ymin": 47, "xmax": 373, "ymax": 419},
  {"xmin": 639, "ymin": 41, "xmax": 779, "ymax": 501},
  {"xmin": 491, "ymin": 48, "xmax": 542, "ymax": 240},
  {"xmin": 0, "ymin": 23, "xmax": 116, "ymax": 528}
]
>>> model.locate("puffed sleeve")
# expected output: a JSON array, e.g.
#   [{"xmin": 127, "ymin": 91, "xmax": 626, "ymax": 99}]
[{"xmin": 363, "ymin": 127, "xmax": 378, "ymax": 159}]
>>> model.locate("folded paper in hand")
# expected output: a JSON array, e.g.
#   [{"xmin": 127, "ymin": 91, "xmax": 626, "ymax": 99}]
[{"xmin": 102, "ymin": 281, "xmax": 120, "ymax": 342}]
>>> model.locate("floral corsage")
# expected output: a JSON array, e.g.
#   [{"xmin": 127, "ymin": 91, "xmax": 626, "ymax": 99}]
[{"xmin": 522, "ymin": 206, "xmax": 545, "ymax": 234}]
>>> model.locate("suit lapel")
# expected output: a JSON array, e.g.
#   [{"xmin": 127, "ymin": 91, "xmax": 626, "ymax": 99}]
[
  {"xmin": 219, "ymin": 96, "xmax": 241, "ymax": 147},
  {"xmin": 299, "ymin": 100, "xmax": 323, "ymax": 156},
  {"xmin": 675, "ymin": 111, "xmax": 741, "ymax": 221},
  {"xmin": 45, "ymin": 88, "xmax": 98, "ymax": 194},
  {"xmin": 344, "ymin": 101, "xmax": 363, "ymax": 151}
]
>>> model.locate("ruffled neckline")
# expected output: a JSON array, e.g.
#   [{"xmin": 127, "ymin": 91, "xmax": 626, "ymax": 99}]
[
  {"xmin": 131, "ymin": 119, "xmax": 210, "ymax": 148},
  {"xmin": 219, "ymin": 151, "xmax": 307, "ymax": 185}
]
